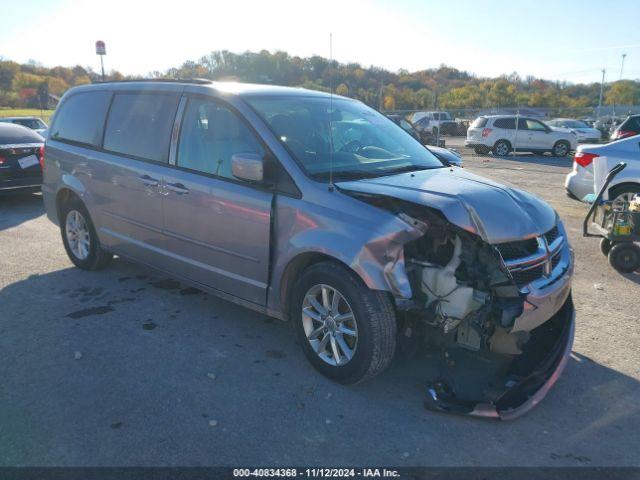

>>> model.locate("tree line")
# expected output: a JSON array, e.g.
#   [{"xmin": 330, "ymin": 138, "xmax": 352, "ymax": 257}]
[{"xmin": 1, "ymin": 50, "xmax": 639, "ymax": 112}]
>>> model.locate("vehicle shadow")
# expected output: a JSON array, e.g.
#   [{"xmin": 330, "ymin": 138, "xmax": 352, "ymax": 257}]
[
  {"xmin": 475, "ymin": 152, "xmax": 574, "ymax": 169},
  {"xmin": 0, "ymin": 192, "xmax": 44, "ymax": 231},
  {"xmin": 1, "ymin": 260, "xmax": 639, "ymax": 465}
]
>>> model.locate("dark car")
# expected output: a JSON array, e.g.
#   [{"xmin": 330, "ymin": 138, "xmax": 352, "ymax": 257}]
[
  {"xmin": 0, "ymin": 123, "xmax": 44, "ymax": 194},
  {"xmin": 610, "ymin": 114, "xmax": 640, "ymax": 141}
]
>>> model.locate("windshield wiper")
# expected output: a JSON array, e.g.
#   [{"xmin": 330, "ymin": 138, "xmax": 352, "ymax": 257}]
[
  {"xmin": 311, "ymin": 170, "xmax": 382, "ymax": 181},
  {"xmin": 376, "ymin": 165, "xmax": 444, "ymax": 177}
]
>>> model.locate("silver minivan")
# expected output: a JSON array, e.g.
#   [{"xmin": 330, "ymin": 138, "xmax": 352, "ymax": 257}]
[{"xmin": 43, "ymin": 80, "xmax": 574, "ymax": 418}]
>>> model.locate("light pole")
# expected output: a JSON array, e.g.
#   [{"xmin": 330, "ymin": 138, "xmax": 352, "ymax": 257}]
[
  {"xmin": 620, "ymin": 53, "xmax": 627, "ymax": 80},
  {"xmin": 597, "ymin": 68, "xmax": 605, "ymax": 120}
]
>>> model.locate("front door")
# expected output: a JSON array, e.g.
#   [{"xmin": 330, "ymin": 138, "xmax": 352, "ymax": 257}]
[
  {"xmin": 161, "ymin": 96, "xmax": 273, "ymax": 305},
  {"xmin": 524, "ymin": 118, "xmax": 551, "ymax": 150}
]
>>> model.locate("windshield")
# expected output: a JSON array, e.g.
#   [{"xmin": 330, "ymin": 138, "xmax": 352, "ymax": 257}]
[
  {"xmin": 560, "ymin": 120, "xmax": 588, "ymax": 129},
  {"xmin": 247, "ymin": 96, "xmax": 444, "ymax": 181}
]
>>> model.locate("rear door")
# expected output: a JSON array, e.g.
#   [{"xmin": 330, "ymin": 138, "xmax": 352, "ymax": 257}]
[
  {"xmin": 96, "ymin": 90, "xmax": 180, "ymax": 265},
  {"xmin": 161, "ymin": 95, "xmax": 273, "ymax": 305}
]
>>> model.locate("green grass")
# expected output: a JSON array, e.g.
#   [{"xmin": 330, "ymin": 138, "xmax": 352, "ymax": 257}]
[{"xmin": 0, "ymin": 108, "xmax": 55, "ymax": 124}]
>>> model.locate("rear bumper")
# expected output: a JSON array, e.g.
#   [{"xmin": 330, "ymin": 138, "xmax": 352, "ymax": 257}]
[
  {"xmin": 0, "ymin": 176, "xmax": 42, "ymax": 194},
  {"xmin": 464, "ymin": 140, "xmax": 486, "ymax": 148},
  {"xmin": 565, "ymin": 171, "xmax": 592, "ymax": 202}
]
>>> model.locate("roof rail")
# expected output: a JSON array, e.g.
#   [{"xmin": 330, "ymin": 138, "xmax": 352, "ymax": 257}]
[{"xmin": 96, "ymin": 78, "xmax": 213, "ymax": 85}]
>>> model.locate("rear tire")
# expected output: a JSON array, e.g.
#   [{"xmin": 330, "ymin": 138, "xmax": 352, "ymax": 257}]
[
  {"xmin": 292, "ymin": 261, "xmax": 396, "ymax": 385},
  {"xmin": 474, "ymin": 146, "xmax": 489, "ymax": 155},
  {"xmin": 60, "ymin": 196, "xmax": 112, "ymax": 270},
  {"xmin": 600, "ymin": 238, "xmax": 616, "ymax": 256},
  {"xmin": 608, "ymin": 243, "xmax": 640, "ymax": 273},
  {"xmin": 552, "ymin": 141, "xmax": 571, "ymax": 157},
  {"xmin": 493, "ymin": 140, "xmax": 511, "ymax": 157},
  {"xmin": 608, "ymin": 184, "xmax": 640, "ymax": 210}
]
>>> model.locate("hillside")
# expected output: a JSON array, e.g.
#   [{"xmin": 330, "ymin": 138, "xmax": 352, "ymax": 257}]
[{"xmin": 1, "ymin": 50, "xmax": 638, "ymax": 114}]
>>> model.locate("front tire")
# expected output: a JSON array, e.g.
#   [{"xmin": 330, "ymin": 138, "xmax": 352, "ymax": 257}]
[
  {"xmin": 552, "ymin": 141, "xmax": 571, "ymax": 157},
  {"xmin": 608, "ymin": 243, "xmax": 640, "ymax": 273},
  {"xmin": 60, "ymin": 197, "xmax": 112, "ymax": 270},
  {"xmin": 293, "ymin": 262, "xmax": 396, "ymax": 384}
]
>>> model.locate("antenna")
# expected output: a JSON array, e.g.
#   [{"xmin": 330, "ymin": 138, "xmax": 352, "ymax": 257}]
[{"xmin": 328, "ymin": 32, "xmax": 334, "ymax": 191}]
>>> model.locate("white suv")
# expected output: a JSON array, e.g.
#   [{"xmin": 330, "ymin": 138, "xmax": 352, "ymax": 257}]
[{"xmin": 466, "ymin": 115, "xmax": 577, "ymax": 157}]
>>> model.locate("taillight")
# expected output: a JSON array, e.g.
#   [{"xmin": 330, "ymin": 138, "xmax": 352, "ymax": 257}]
[
  {"xmin": 0, "ymin": 156, "xmax": 5, "ymax": 165},
  {"xmin": 37, "ymin": 145, "xmax": 44, "ymax": 168},
  {"xmin": 482, "ymin": 128, "xmax": 492, "ymax": 137},
  {"xmin": 574, "ymin": 151, "xmax": 598, "ymax": 167}
]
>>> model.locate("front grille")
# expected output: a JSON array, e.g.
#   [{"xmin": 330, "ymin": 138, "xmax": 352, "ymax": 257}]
[
  {"xmin": 495, "ymin": 238, "xmax": 538, "ymax": 260},
  {"xmin": 495, "ymin": 225, "xmax": 564, "ymax": 288},
  {"xmin": 545, "ymin": 226, "xmax": 560, "ymax": 244},
  {"xmin": 511, "ymin": 266, "xmax": 544, "ymax": 287}
]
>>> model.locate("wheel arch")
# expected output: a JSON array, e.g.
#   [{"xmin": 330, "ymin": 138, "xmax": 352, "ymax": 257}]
[
  {"xmin": 608, "ymin": 181, "xmax": 640, "ymax": 198},
  {"xmin": 279, "ymin": 252, "xmax": 363, "ymax": 322},
  {"xmin": 55, "ymin": 187, "xmax": 82, "ymax": 223}
]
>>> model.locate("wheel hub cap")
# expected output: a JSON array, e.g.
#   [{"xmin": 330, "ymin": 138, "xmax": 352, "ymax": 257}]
[
  {"xmin": 65, "ymin": 210, "xmax": 90, "ymax": 260},
  {"xmin": 302, "ymin": 284, "xmax": 358, "ymax": 366}
]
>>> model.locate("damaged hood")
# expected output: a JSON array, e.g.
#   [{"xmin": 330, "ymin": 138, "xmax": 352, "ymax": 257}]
[{"xmin": 336, "ymin": 167, "xmax": 556, "ymax": 244}]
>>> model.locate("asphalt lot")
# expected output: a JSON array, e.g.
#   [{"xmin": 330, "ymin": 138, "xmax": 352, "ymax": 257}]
[{"xmin": 1, "ymin": 140, "xmax": 639, "ymax": 467}]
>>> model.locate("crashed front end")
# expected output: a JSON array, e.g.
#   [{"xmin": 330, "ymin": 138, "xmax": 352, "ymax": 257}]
[{"xmin": 339, "ymin": 172, "xmax": 575, "ymax": 419}]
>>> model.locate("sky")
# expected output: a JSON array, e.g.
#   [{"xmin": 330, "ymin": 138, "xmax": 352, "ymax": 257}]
[{"xmin": 2, "ymin": 0, "xmax": 640, "ymax": 84}]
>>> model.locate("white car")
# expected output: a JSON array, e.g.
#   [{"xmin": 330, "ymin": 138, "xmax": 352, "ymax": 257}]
[
  {"xmin": 0, "ymin": 116, "xmax": 48, "ymax": 136},
  {"xmin": 565, "ymin": 135, "xmax": 640, "ymax": 204},
  {"xmin": 546, "ymin": 118, "xmax": 602, "ymax": 143},
  {"xmin": 466, "ymin": 115, "xmax": 577, "ymax": 156}
]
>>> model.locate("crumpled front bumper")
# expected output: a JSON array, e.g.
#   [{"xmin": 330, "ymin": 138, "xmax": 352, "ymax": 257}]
[{"xmin": 424, "ymin": 294, "xmax": 575, "ymax": 420}]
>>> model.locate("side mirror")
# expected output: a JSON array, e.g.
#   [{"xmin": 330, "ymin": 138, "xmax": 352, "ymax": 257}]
[{"xmin": 232, "ymin": 153, "xmax": 265, "ymax": 183}]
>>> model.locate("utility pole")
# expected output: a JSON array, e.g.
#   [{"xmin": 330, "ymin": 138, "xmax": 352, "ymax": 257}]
[
  {"xmin": 613, "ymin": 53, "xmax": 627, "ymax": 117},
  {"xmin": 597, "ymin": 68, "xmax": 605, "ymax": 120}
]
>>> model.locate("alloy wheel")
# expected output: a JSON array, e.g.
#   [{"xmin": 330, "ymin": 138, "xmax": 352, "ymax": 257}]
[
  {"xmin": 301, "ymin": 284, "xmax": 358, "ymax": 366},
  {"xmin": 65, "ymin": 210, "xmax": 90, "ymax": 260}
]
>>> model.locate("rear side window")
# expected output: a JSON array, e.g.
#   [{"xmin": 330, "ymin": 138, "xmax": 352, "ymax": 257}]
[
  {"xmin": 104, "ymin": 92, "xmax": 180, "ymax": 162},
  {"xmin": 622, "ymin": 116, "xmax": 640, "ymax": 131},
  {"xmin": 493, "ymin": 118, "xmax": 516, "ymax": 129},
  {"xmin": 50, "ymin": 91, "xmax": 112, "ymax": 146},
  {"xmin": 471, "ymin": 117, "xmax": 487, "ymax": 128}
]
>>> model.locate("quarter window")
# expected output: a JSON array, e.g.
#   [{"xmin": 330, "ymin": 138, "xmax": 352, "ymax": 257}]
[
  {"xmin": 493, "ymin": 118, "xmax": 516, "ymax": 129},
  {"xmin": 104, "ymin": 93, "xmax": 179, "ymax": 162},
  {"xmin": 177, "ymin": 97, "xmax": 264, "ymax": 180},
  {"xmin": 50, "ymin": 91, "xmax": 112, "ymax": 146}
]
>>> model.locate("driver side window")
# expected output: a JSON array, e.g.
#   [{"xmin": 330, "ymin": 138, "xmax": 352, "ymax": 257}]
[{"xmin": 177, "ymin": 97, "xmax": 264, "ymax": 180}]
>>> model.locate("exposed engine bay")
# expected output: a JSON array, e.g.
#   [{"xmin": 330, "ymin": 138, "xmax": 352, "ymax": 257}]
[{"xmin": 344, "ymin": 190, "xmax": 575, "ymax": 419}]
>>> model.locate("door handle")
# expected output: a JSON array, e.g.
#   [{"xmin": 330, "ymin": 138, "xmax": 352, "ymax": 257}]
[
  {"xmin": 138, "ymin": 175, "xmax": 160, "ymax": 187},
  {"xmin": 166, "ymin": 182, "xmax": 189, "ymax": 195}
]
